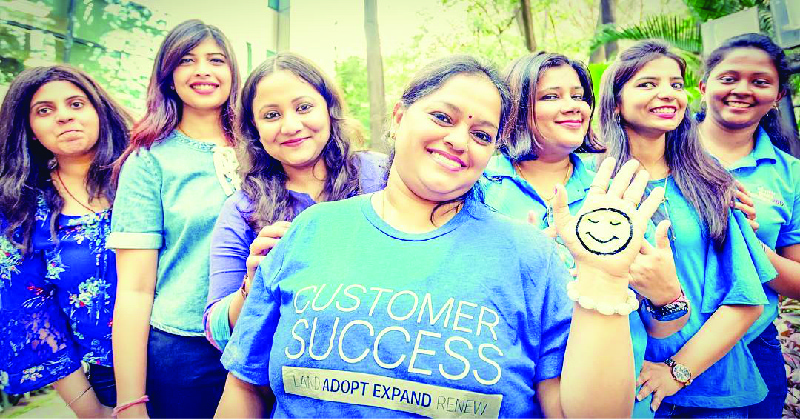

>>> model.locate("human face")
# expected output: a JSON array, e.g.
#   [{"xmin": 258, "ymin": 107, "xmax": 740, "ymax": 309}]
[
  {"xmin": 619, "ymin": 57, "xmax": 687, "ymax": 137},
  {"xmin": 533, "ymin": 65, "xmax": 591, "ymax": 157},
  {"xmin": 252, "ymin": 70, "xmax": 331, "ymax": 172},
  {"xmin": 172, "ymin": 37, "xmax": 232, "ymax": 113},
  {"xmin": 29, "ymin": 80, "xmax": 100, "ymax": 159},
  {"xmin": 391, "ymin": 74, "xmax": 501, "ymax": 202},
  {"xmin": 700, "ymin": 48, "xmax": 781, "ymax": 131}
]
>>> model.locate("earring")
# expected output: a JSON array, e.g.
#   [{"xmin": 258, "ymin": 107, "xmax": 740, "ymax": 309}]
[
  {"xmin": 389, "ymin": 132, "xmax": 396, "ymax": 141},
  {"xmin": 47, "ymin": 157, "xmax": 57, "ymax": 170},
  {"xmin": 773, "ymin": 102, "xmax": 780, "ymax": 111},
  {"xmin": 169, "ymin": 85, "xmax": 175, "ymax": 90},
  {"xmin": 614, "ymin": 113, "xmax": 621, "ymax": 124}
]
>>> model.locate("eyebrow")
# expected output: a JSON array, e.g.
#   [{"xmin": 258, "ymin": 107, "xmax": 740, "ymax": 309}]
[
  {"xmin": 30, "ymin": 95, "xmax": 87, "ymax": 109},
  {"xmin": 537, "ymin": 85, "xmax": 584, "ymax": 92},
  {"xmin": 257, "ymin": 96, "xmax": 316, "ymax": 113},
  {"xmin": 437, "ymin": 101, "xmax": 499, "ymax": 131}
]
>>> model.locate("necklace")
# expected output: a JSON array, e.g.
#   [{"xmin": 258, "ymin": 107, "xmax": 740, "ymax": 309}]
[
  {"xmin": 55, "ymin": 170, "xmax": 95, "ymax": 214},
  {"xmin": 515, "ymin": 160, "xmax": 573, "ymax": 202}
]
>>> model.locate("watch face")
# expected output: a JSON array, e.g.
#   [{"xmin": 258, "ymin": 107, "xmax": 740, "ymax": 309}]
[{"xmin": 673, "ymin": 364, "xmax": 691, "ymax": 383}]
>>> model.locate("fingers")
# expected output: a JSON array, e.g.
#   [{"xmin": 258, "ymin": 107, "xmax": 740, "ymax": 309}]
[
  {"xmin": 542, "ymin": 225, "xmax": 557, "ymax": 239},
  {"xmin": 586, "ymin": 157, "xmax": 616, "ymax": 198},
  {"xmin": 654, "ymin": 220, "xmax": 672, "ymax": 250},
  {"xmin": 527, "ymin": 210, "xmax": 538, "ymax": 226},
  {"xmin": 250, "ymin": 236, "xmax": 280, "ymax": 256},
  {"xmin": 607, "ymin": 159, "xmax": 640, "ymax": 199},
  {"xmin": 637, "ymin": 186, "xmax": 665, "ymax": 224},
  {"xmin": 651, "ymin": 389, "xmax": 664, "ymax": 412},
  {"xmin": 258, "ymin": 221, "xmax": 292, "ymax": 239},
  {"xmin": 733, "ymin": 201, "xmax": 756, "ymax": 220},
  {"xmin": 748, "ymin": 218, "xmax": 759, "ymax": 232},
  {"xmin": 622, "ymin": 168, "xmax": 650, "ymax": 207},
  {"xmin": 735, "ymin": 180, "xmax": 750, "ymax": 195},
  {"xmin": 551, "ymin": 183, "xmax": 571, "ymax": 229}
]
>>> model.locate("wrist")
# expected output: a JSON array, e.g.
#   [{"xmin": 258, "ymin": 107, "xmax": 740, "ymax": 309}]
[
  {"xmin": 649, "ymin": 284, "xmax": 683, "ymax": 307},
  {"xmin": 575, "ymin": 266, "xmax": 629, "ymax": 298}
]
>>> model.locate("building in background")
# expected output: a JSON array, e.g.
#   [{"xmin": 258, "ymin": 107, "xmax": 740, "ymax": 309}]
[{"xmin": 0, "ymin": 0, "xmax": 290, "ymax": 115}]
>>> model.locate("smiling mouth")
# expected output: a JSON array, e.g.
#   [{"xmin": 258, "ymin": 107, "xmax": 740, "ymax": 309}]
[
  {"xmin": 723, "ymin": 100, "xmax": 753, "ymax": 108},
  {"xmin": 587, "ymin": 231, "xmax": 618, "ymax": 244},
  {"xmin": 429, "ymin": 150, "xmax": 466, "ymax": 170},
  {"xmin": 189, "ymin": 82, "xmax": 219, "ymax": 93},
  {"xmin": 650, "ymin": 106, "xmax": 676, "ymax": 114}
]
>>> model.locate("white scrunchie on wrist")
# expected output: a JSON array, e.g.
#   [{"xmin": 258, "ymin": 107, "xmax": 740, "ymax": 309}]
[{"xmin": 566, "ymin": 280, "xmax": 639, "ymax": 316}]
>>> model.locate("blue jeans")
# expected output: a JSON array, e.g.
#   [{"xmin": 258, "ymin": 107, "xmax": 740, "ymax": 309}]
[
  {"xmin": 145, "ymin": 327, "xmax": 227, "ymax": 418},
  {"xmin": 87, "ymin": 364, "xmax": 116, "ymax": 407},
  {"xmin": 746, "ymin": 322, "xmax": 788, "ymax": 418},
  {"xmin": 655, "ymin": 403, "xmax": 748, "ymax": 418}
]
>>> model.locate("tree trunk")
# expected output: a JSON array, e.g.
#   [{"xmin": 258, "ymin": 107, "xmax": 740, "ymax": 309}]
[
  {"xmin": 519, "ymin": 0, "xmax": 537, "ymax": 52},
  {"xmin": 364, "ymin": 0, "xmax": 388, "ymax": 152},
  {"xmin": 590, "ymin": 0, "xmax": 617, "ymax": 62}
]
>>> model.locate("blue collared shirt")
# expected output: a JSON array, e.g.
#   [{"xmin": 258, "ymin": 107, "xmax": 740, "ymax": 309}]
[{"xmin": 721, "ymin": 128, "xmax": 800, "ymax": 343}]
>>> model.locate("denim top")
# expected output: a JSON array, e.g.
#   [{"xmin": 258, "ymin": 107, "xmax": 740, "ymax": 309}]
[
  {"xmin": 482, "ymin": 153, "xmax": 653, "ymax": 418},
  {"xmin": 108, "ymin": 130, "xmax": 236, "ymax": 336},
  {"xmin": 721, "ymin": 128, "xmax": 800, "ymax": 343}
]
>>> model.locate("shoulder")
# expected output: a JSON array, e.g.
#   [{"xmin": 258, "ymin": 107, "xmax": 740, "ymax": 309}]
[
  {"xmin": 295, "ymin": 194, "xmax": 366, "ymax": 225},
  {"xmin": 353, "ymin": 151, "xmax": 388, "ymax": 193},
  {"xmin": 222, "ymin": 190, "xmax": 254, "ymax": 215},
  {"xmin": 467, "ymin": 201, "xmax": 556, "ymax": 261}
]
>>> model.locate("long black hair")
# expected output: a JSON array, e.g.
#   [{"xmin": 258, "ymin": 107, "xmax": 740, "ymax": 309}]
[
  {"xmin": 599, "ymin": 40, "xmax": 735, "ymax": 247},
  {"xmin": 0, "ymin": 65, "xmax": 131, "ymax": 252},
  {"xmin": 237, "ymin": 52, "xmax": 364, "ymax": 231},
  {"xmin": 501, "ymin": 52, "xmax": 605, "ymax": 161},
  {"xmin": 698, "ymin": 33, "xmax": 796, "ymax": 154}
]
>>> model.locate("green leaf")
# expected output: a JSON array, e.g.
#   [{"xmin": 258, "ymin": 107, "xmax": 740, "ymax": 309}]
[{"xmin": 589, "ymin": 15, "xmax": 702, "ymax": 55}]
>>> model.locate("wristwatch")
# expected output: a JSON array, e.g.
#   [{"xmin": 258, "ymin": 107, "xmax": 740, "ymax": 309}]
[
  {"xmin": 664, "ymin": 358, "xmax": 693, "ymax": 386},
  {"xmin": 641, "ymin": 291, "xmax": 689, "ymax": 321}
]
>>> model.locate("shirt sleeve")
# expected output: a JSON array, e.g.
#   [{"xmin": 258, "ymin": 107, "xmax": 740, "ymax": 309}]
[
  {"xmin": 0, "ymin": 238, "xmax": 82, "ymax": 394},
  {"xmin": 355, "ymin": 151, "xmax": 388, "ymax": 193},
  {"xmin": 777, "ymin": 161, "xmax": 800, "ymax": 248},
  {"xmin": 107, "ymin": 150, "xmax": 164, "ymax": 249},
  {"xmin": 204, "ymin": 193, "xmax": 253, "ymax": 350}
]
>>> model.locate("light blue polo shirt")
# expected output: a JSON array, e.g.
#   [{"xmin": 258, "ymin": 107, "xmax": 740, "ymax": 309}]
[
  {"xmin": 719, "ymin": 128, "xmax": 800, "ymax": 343},
  {"xmin": 482, "ymin": 153, "xmax": 653, "ymax": 418},
  {"xmin": 643, "ymin": 176, "xmax": 775, "ymax": 408}
]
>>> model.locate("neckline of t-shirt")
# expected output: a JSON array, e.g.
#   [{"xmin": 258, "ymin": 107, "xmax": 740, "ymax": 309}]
[
  {"xmin": 169, "ymin": 129, "xmax": 221, "ymax": 152},
  {"xmin": 360, "ymin": 192, "xmax": 474, "ymax": 241}
]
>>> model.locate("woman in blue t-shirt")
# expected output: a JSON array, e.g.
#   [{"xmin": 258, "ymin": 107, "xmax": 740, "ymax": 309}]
[
  {"xmin": 215, "ymin": 54, "xmax": 667, "ymax": 418},
  {"xmin": 599, "ymin": 40, "xmax": 775, "ymax": 418},
  {"xmin": 482, "ymin": 52, "xmax": 690, "ymax": 418},
  {"xmin": 696, "ymin": 33, "xmax": 800, "ymax": 419},
  {"xmin": 107, "ymin": 19, "xmax": 242, "ymax": 418},
  {"xmin": 205, "ymin": 53, "xmax": 387, "ymax": 351},
  {"xmin": 0, "ymin": 65, "xmax": 130, "ymax": 416}
]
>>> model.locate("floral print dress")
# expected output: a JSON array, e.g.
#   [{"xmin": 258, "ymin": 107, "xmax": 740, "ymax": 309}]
[
  {"xmin": 0, "ymin": 195, "xmax": 115, "ymax": 394},
  {"xmin": 778, "ymin": 297, "xmax": 800, "ymax": 418}
]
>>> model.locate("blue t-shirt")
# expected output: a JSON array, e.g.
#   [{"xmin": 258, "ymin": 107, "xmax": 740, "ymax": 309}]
[
  {"xmin": 108, "ymin": 130, "xmax": 238, "ymax": 335},
  {"xmin": 0, "ymin": 195, "xmax": 116, "ymax": 394},
  {"xmin": 720, "ymin": 128, "xmax": 800, "ymax": 343},
  {"xmin": 205, "ymin": 151, "xmax": 388, "ymax": 350},
  {"xmin": 482, "ymin": 153, "xmax": 653, "ymax": 418},
  {"xmin": 643, "ymin": 177, "xmax": 775, "ymax": 408},
  {"xmin": 222, "ymin": 194, "xmax": 573, "ymax": 418}
]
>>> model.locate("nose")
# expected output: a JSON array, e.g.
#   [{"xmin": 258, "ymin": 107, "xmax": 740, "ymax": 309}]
[
  {"xmin": 195, "ymin": 58, "xmax": 211, "ymax": 76},
  {"xmin": 55, "ymin": 106, "xmax": 75, "ymax": 124},
  {"xmin": 730, "ymin": 79, "xmax": 751, "ymax": 95},
  {"xmin": 443, "ymin": 124, "xmax": 469, "ymax": 151},
  {"xmin": 562, "ymin": 97, "xmax": 583, "ymax": 114},
  {"xmin": 280, "ymin": 111, "xmax": 302, "ymax": 135},
  {"xmin": 656, "ymin": 84, "xmax": 678, "ymax": 101}
]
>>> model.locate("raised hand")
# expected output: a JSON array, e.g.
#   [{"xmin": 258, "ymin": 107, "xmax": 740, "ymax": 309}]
[
  {"xmin": 732, "ymin": 181, "xmax": 758, "ymax": 232},
  {"xmin": 245, "ymin": 221, "xmax": 291, "ymax": 280},
  {"xmin": 629, "ymin": 220, "xmax": 682, "ymax": 306},
  {"xmin": 551, "ymin": 158, "xmax": 664, "ymax": 281}
]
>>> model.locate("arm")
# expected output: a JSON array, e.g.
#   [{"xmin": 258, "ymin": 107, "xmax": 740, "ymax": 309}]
[
  {"xmin": 53, "ymin": 368, "xmax": 112, "ymax": 418},
  {"xmin": 215, "ymin": 374, "xmax": 270, "ymax": 417},
  {"xmin": 765, "ymin": 244, "xmax": 800, "ymax": 299},
  {"xmin": 113, "ymin": 249, "xmax": 158, "ymax": 418}
]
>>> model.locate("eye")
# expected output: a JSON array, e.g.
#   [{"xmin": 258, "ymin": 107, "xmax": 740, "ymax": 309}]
[
  {"xmin": 540, "ymin": 94, "xmax": 558, "ymax": 100},
  {"xmin": 637, "ymin": 81, "xmax": 656, "ymax": 88},
  {"xmin": 610, "ymin": 220, "xmax": 621, "ymax": 226},
  {"xmin": 34, "ymin": 107, "xmax": 52, "ymax": 116},
  {"xmin": 179, "ymin": 57, "xmax": 194, "ymax": 64},
  {"xmin": 588, "ymin": 219, "xmax": 599, "ymax": 224},
  {"xmin": 70, "ymin": 100, "xmax": 85, "ymax": 109},
  {"xmin": 297, "ymin": 103, "xmax": 313, "ymax": 113},
  {"xmin": 472, "ymin": 131, "xmax": 494, "ymax": 144},
  {"xmin": 571, "ymin": 94, "xmax": 586, "ymax": 101},
  {"xmin": 210, "ymin": 57, "xmax": 227, "ymax": 64},
  {"xmin": 430, "ymin": 111, "xmax": 452, "ymax": 124},
  {"xmin": 671, "ymin": 82, "xmax": 685, "ymax": 90},
  {"xmin": 718, "ymin": 75, "xmax": 736, "ymax": 84},
  {"xmin": 753, "ymin": 79, "xmax": 771, "ymax": 87},
  {"xmin": 262, "ymin": 110, "xmax": 280, "ymax": 120}
]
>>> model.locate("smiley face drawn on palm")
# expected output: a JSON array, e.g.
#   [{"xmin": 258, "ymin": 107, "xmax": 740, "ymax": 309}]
[{"xmin": 575, "ymin": 207, "xmax": 634, "ymax": 255}]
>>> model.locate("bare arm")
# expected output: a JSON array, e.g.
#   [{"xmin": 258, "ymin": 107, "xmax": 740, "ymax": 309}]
[
  {"xmin": 53, "ymin": 367, "xmax": 112, "ymax": 418},
  {"xmin": 764, "ymin": 244, "xmax": 800, "ymax": 299},
  {"xmin": 215, "ymin": 373, "xmax": 269, "ymax": 418},
  {"xmin": 113, "ymin": 249, "xmax": 158, "ymax": 418}
]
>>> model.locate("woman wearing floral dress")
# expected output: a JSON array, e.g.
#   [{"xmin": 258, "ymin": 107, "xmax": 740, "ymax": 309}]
[{"xmin": 0, "ymin": 65, "xmax": 130, "ymax": 417}]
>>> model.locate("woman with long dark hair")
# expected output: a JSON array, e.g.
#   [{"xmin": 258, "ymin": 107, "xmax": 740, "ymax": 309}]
[
  {"xmin": 107, "ymin": 19, "xmax": 241, "ymax": 418},
  {"xmin": 0, "ymin": 65, "xmax": 130, "ymax": 417},
  {"xmin": 204, "ymin": 53, "xmax": 385, "ymax": 352},
  {"xmin": 483, "ymin": 52, "xmax": 689, "ymax": 418},
  {"xmin": 214, "ymin": 54, "xmax": 665, "ymax": 418},
  {"xmin": 697, "ymin": 33, "xmax": 800, "ymax": 418},
  {"xmin": 599, "ymin": 40, "xmax": 775, "ymax": 418}
]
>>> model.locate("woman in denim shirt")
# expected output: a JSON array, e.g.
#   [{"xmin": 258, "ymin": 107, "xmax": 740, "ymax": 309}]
[
  {"xmin": 205, "ymin": 53, "xmax": 387, "ymax": 352},
  {"xmin": 0, "ymin": 65, "xmax": 130, "ymax": 417},
  {"xmin": 482, "ymin": 52, "xmax": 689, "ymax": 417},
  {"xmin": 697, "ymin": 33, "xmax": 800, "ymax": 418},
  {"xmin": 107, "ymin": 19, "xmax": 241, "ymax": 418}
]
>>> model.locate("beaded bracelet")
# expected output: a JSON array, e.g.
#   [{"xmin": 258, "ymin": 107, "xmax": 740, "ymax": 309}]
[
  {"xmin": 566, "ymin": 280, "xmax": 639, "ymax": 315},
  {"xmin": 112, "ymin": 395, "xmax": 149, "ymax": 417}
]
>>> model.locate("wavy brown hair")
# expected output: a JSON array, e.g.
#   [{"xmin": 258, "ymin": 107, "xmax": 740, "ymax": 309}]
[
  {"xmin": 237, "ymin": 52, "xmax": 364, "ymax": 231},
  {"xmin": 598, "ymin": 40, "xmax": 735, "ymax": 247},
  {"xmin": 0, "ymin": 65, "xmax": 131, "ymax": 252},
  {"xmin": 113, "ymin": 19, "xmax": 240, "ymax": 180}
]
